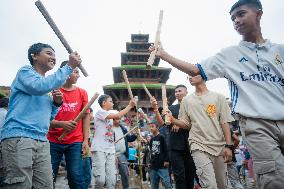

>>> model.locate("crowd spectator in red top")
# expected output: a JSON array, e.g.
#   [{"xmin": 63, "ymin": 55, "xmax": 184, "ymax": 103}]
[{"xmin": 47, "ymin": 61, "xmax": 90, "ymax": 189}]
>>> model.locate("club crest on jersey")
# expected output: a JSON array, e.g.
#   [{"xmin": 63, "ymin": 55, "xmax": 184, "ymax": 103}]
[
  {"xmin": 239, "ymin": 57, "xmax": 248, "ymax": 63},
  {"xmin": 275, "ymin": 54, "xmax": 283, "ymax": 65}
]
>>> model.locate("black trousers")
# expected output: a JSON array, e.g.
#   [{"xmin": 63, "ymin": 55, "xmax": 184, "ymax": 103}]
[{"xmin": 169, "ymin": 150, "xmax": 197, "ymax": 189}]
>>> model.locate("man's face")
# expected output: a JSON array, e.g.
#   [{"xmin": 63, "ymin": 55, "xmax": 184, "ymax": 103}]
[
  {"xmin": 230, "ymin": 5, "xmax": 262, "ymax": 36},
  {"xmin": 187, "ymin": 75, "xmax": 203, "ymax": 86},
  {"xmin": 175, "ymin": 87, "xmax": 187, "ymax": 102},
  {"xmin": 33, "ymin": 48, "xmax": 56, "ymax": 71}
]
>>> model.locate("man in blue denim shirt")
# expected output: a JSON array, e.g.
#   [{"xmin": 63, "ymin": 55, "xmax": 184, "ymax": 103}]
[{"xmin": 0, "ymin": 43, "xmax": 81, "ymax": 189}]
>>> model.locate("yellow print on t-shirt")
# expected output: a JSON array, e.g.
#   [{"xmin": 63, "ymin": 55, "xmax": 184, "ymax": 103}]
[{"xmin": 206, "ymin": 104, "xmax": 216, "ymax": 118}]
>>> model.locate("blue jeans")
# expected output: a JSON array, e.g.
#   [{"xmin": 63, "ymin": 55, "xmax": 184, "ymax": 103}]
[
  {"xmin": 82, "ymin": 157, "xmax": 92, "ymax": 188},
  {"xmin": 117, "ymin": 154, "xmax": 129, "ymax": 189},
  {"xmin": 150, "ymin": 168, "xmax": 172, "ymax": 189},
  {"xmin": 50, "ymin": 142, "xmax": 86, "ymax": 189}
]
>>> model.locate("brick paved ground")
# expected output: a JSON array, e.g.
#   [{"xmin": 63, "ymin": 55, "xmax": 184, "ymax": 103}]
[{"xmin": 55, "ymin": 166, "xmax": 255, "ymax": 189}]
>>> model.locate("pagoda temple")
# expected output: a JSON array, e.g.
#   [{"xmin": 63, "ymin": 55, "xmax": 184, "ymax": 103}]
[{"xmin": 103, "ymin": 34, "xmax": 176, "ymax": 112}]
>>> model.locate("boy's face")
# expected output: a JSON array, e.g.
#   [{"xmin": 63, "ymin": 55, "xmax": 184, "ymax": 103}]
[
  {"xmin": 33, "ymin": 48, "xmax": 56, "ymax": 71},
  {"xmin": 187, "ymin": 75, "xmax": 203, "ymax": 86},
  {"xmin": 67, "ymin": 68, "xmax": 80, "ymax": 84},
  {"xmin": 113, "ymin": 118, "xmax": 120, "ymax": 126},
  {"xmin": 103, "ymin": 97, "xmax": 114, "ymax": 110},
  {"xmin": 175, "ymin": 87, "xmax": 187, "ymax": 102},
  {"xmin": 149, "ymin": 124, "xmax": 158, "ymax": 134},
  {"xmin": 230, "ymin": 5, "xmax": 262, "ymax": 36}
]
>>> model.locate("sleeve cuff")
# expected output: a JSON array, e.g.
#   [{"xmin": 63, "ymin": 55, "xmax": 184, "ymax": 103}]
[
  {"xmin": 197, "ymin": 64, "xmax": 208, "ymax": 81},
  {"xmin": 62, "ymin": 64, "xmax": 73, "ymax": 75}
]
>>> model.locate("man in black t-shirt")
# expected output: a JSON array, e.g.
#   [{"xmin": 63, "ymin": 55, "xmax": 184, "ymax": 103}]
[{"xmin": 151, "ymin": 85, "xmax": 198, "ymax": 189}]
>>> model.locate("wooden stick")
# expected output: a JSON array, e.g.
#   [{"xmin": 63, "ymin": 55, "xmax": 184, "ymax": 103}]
[
  {"xmin": 115, "ymin": 125, "xmax": 138, "ymax": 144},
  {"xmin": 35, "ymin": 0, "xmax": 88, "ymax": 77},
  {"xmin": 147, "ymin": 10, "xmax": 163, "ymax": 68},
  {"xmin": 58, "ymin": 92, "xmax": 100, "ymax": 141},
  {"xmin": 142, "ymin": 83, "xmax": 152, "ymax": 99},
  {"xmin": 161, "ymin": 84, "xmax": 171, "ymax": 125},
  {"xmin": 138, "ymin": 108, "xmax": 150, "ymax": 123},
  {"xmin": 121, "ymin": 162, "xmax": 150, "ymax": 167},
  {"xmin": 122, "ymin": 70, "xmax": 134, "ymax": 100}
]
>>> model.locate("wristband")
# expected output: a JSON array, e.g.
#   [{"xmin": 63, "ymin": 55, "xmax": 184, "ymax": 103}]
[
  {"xmin": 53, "ymin": 101, "xmax": 63, "ymax": 107},
  {"xmin": 224, "ymin": 144, "xmax": 234, "ymax": 151}
]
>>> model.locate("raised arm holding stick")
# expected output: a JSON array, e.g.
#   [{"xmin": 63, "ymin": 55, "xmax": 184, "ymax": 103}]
[{"xmin": 35, "ymin": 0, "xmax": 88, "ymax": 77}]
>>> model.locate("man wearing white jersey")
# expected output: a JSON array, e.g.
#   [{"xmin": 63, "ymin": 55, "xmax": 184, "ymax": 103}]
[{"xmin": 149, "ymin": 0, "xmax": 284, "ymax": 188}]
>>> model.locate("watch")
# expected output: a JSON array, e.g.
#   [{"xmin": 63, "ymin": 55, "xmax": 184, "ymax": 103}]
[{"xmin": 224, "ymin": 144, "xmax": 234, "ymax": 151}]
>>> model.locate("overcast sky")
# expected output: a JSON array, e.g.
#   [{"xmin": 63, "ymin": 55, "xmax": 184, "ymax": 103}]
[{"xmin": 1, "ymin": 0, "xmax": 283, "ymax": 109}]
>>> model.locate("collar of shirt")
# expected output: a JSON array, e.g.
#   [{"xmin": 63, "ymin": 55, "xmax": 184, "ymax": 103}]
[{"xmin": 239, "ymin": 39, "xmax": 272, "ymax": 50}]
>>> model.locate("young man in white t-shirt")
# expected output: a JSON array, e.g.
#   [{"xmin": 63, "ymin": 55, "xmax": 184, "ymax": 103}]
[
  {"xmin": 149, "ymin": 0, "xmax": 284, "ymax": 188},
  {"xmin": 168, "ymin": 75, "xmax": 234, "ymax": 189},
  {"xmin": 91, "ymin": 94, "xmax": 135, "ymax": 188}
]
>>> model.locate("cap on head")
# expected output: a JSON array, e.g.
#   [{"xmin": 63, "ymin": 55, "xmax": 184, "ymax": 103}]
[{"xmin": 230, "ymin": 0, "xmax": 262, "ymax": 14}]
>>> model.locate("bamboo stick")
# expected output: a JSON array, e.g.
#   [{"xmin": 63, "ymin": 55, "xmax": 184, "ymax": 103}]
[
  {"xmin": 161, "ymin": 84, "xmax": 171, "ymax": 125},
  {"xmin": 115, "ymin": 126, "xmax": 138, "ymax": 144},
  {"xmin": 142, "ymin": 83, "xmax": 152, "ymax": 99},
  {"xmin": 58, "ymin": 92, "xmax": 99, "ymax": 141},
  {"xmin": 147, "ymin": 10, "xmax": 163, "ymax": 68}
]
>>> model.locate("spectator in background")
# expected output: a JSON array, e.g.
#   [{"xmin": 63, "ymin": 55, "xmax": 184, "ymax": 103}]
[
  {"xmin": 0, "ymin": 97, "xmax": 9, "ymax": 185},
  {"xmin": 47, "ymin": 61, "xmax": 90, "ymax": 189},
  {"xmin": 0, "ymin": 97, "xmax": 9, "ymax": 141},
  {"xmin": 113, "ymin": 110, "xmax": 137, "ymax": 189},
  {"xmin": 91, "ymin": 94, "xmax": 135, "ymax": 188}
]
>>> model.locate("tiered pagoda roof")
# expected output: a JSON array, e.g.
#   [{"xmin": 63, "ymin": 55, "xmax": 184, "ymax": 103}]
[{"xmin": 103, "ymin": 34, "xmax": 175, "ymax": 110}]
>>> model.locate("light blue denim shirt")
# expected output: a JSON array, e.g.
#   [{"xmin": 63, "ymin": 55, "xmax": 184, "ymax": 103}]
[{"xmin": 1, "ymin": 64, "xmax": 73, "ymax": 141}]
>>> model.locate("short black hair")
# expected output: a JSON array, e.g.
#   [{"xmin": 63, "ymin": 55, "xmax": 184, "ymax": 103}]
[
  {"xmin": 28, "ymin": 43, "xmax": 55, "ymax": 65},
  {"xmin": 0, "ymin": 97, "xmax": 9, "ymax": 108},
  {"xmin": 60, "ymin": 60, "xmax": 68, "ymax": 68},
  {"xmin": 98, "ymin": 94, "xmax": 111, "ymax": 107},
  {"xmin": 175, "ymin": 84, "xmax": 187, "ymax": 90},
  {"xmin": 230, "ymin": 0, "xmax": 262, "ymax": 14}
]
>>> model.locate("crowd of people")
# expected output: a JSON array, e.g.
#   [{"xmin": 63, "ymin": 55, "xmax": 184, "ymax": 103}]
[{"xmin": 0, "ymin": 0, "xmax": 284, "ymax": 189}]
